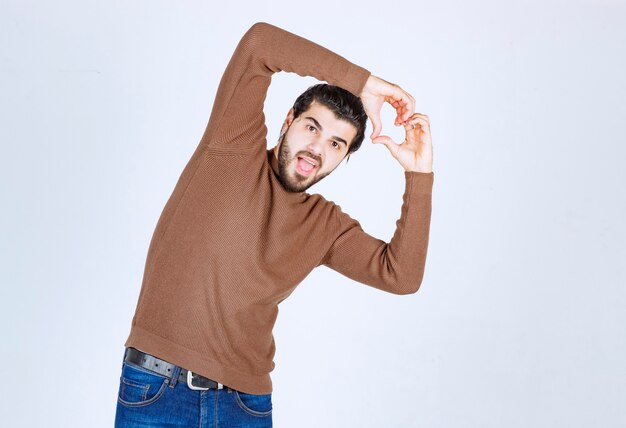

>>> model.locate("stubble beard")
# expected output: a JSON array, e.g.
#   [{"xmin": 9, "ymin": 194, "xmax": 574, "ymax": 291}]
[{"xmin": 276, "ymin": 133, "xmax": 330, "ymax": 193}]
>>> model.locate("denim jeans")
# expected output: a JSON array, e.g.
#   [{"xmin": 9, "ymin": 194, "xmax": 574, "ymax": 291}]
[{"xmin": 114, "ymin": 350, "xmax": 273, "ymax": 427}]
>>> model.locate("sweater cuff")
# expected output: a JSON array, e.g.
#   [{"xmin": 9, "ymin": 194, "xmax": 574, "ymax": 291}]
[
  {"xmin": 405, "ymin": 170, "xmax": 434, "ymax": 194},
  {"xmin": 342, "ymin": 64, "xmax": 371, "ymax": 98}
]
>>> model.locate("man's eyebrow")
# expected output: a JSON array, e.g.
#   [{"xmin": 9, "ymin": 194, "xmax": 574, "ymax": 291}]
[{"xmin": 304, "ymin": 116, "xmax": 348, "ymax": 146}]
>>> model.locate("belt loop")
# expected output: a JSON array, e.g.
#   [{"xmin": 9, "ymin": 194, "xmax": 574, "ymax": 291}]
[
  {"xmin": 169, "ymin": 365, "xmax": 182, "ymax": 388},
  {"xmin": 170, "ymin": 366, "xmax": 181, "ymax": 388}
]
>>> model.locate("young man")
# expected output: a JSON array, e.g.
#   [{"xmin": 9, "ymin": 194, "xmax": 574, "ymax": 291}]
[{"xmin": 115, "ymin": 21, "xmax": 434, "ymax": 427}]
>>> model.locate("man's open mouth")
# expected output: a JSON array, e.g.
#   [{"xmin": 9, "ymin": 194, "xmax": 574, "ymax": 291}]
[{"xmin": 296, "ymin": 156, "xmax": 318, "ymax": 176}]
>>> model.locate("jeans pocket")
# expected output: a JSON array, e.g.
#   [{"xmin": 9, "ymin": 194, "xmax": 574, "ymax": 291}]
[
  {"xmin": 117, "ymin": 362, "xmax": 169, "ymax": 407},
  {"xmin": 233, "ymin": 390, "xmax": 273, "ymax": 417}
]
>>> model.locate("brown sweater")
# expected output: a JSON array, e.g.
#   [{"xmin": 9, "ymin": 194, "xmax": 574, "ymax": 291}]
[{"xmin": 124, "ymin": 21, "xmax": 434, "ymax": 394}]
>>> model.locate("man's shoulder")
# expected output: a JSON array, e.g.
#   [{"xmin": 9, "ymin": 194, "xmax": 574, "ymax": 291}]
[{"xmin": 305, "ymin": 193, "xmax": 362, "ymax": 231}]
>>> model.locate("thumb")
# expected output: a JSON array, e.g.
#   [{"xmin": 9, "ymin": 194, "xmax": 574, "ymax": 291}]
[
  {"xmin": 369, "ymin": 114, "xmax": 382, "ymax": 140},
  {"xmin": 372, "ymin": 135, "xmax": 398, "ymax": 154}
]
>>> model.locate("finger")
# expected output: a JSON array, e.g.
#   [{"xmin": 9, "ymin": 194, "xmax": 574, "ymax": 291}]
[
  {"xmin": 395, "ymin": 103, "xmax": 412, "ymax": 124},
  {"xmin": 404, "ymin": 121, "xmax": 429, "ymax": 138},
  {"xmin": 399, "ymin": 97, "xmax": 412, "ymax": 123},
  {"xmin": 406, "ymin": 114, "xmax": 430, "ymax": 127},
  {"xmin": 396, "ymin": 104, "xmax": 413, "ymax": 125},
  {"xmin": 388, "ymin": 93, "xmax": 414, "ymax": 123},
  {"xmin": 372, "ymin": 134, "xmax": 394, "ymax": 147},
  {"xmin": 397, "ymin": 90, "xmax": 414, "ymax": 122},
  {"xmin": 395, "ymin": 108, "xmax": 407, "ymax": 125},
  {"xmin": 404, "ymin": 116, "xmax": 433, "ymax": 145},
  {"xmin": 410, "ymin": 112, "xmax": 430, "ymax": 121},
  {"xmin": 369, "ymin": 113, "xmax": 382, "ymax": 140},
  {"xmin": 372, "ymin": 135, "xmax": 400, "ymax": 157},
  {"xmin": 406, "ymin": 93, "xmax": 416, "ymax": 121},
  {"xmin": 401, "ymin": 100, "xmax": 412, "ymax": 123},
  {"xmin": 408, "ymin": 116, "xmax": 431, "ymax": 129},
  {"xmin": 389, "ymin": 88, "xmax": 412, "ymax": 122},
  {"xmin": 403, "ymin": 121, "xmax": 420, "ymax": 143},
  {"xmin": 390, "ymin": 94, "xmax": 415, "ymax": 125},
  {"xmin": 404, "ymin": 120, "xmax": 419, "ymax": 130}
]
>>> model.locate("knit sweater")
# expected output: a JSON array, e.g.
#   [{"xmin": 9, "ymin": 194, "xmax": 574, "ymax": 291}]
[{"xmin": 124, "ymin": 21, "xmax": 434, "ymax": 394}]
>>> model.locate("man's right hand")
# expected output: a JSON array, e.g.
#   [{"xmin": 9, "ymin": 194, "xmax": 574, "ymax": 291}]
[{"xmin": 359, "ymin": 75, "xmax": 416, "ymax": 141}]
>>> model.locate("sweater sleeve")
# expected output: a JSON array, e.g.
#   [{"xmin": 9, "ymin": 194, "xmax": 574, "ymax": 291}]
[
  {"xmin": 320, "ymin": 171, "xmax": 434, "ymax": 295},
  {"xmin": 199, "ymin": 21, "xmax": 371, "ymax": 150}
]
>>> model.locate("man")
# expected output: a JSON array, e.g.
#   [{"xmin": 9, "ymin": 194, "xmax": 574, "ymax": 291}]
[{"xmin": 115, "ymin": 21, "xmax": 434, "ymax": 427}]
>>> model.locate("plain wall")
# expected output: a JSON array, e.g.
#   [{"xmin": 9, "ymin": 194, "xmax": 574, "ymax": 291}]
[{"xmin": 1, "ymin": 0, "xmax": 625, "ymax": 426}]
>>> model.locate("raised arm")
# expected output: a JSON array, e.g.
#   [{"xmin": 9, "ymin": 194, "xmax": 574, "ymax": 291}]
[
  {"xmin": 319, "ymin": 171, "xmax": 434, "ymax": 295},
  {"xmin": 199, "ymin": 22, "xmax": 371, "ymax": 150}
]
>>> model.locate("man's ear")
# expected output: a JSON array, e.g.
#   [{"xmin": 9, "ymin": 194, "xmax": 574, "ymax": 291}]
[{"xmin": 280, "ymin": 107, "xmax": 295, "ymax": 136}]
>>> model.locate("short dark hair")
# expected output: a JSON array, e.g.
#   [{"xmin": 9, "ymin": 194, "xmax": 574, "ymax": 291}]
[{"xmin": 291, "ymin": 83, "xmax": 367, "ymax": 161}]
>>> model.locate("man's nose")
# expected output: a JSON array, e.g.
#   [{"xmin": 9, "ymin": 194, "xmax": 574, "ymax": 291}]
[{"xmin": 305, "ymin": 140, "xmax": 323, "ymax": 161}]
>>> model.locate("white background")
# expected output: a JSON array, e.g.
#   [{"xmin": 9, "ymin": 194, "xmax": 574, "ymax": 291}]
[{"xmin": 1, "ymin": 0, "xmax": 625, "ymax": 427}]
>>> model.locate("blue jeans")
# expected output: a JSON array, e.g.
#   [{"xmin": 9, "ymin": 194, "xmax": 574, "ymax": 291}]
[{"xmin": 114, "ymin": 351, "xmax": 273, "ymax": 427}]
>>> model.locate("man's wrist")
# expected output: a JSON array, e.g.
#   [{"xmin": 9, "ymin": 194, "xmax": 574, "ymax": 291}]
[{"xmin": 404, "ymin": 168, "xmax": 433, "ymax": 174}]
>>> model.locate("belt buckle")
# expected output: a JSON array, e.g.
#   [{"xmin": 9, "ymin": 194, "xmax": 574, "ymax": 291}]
[{"xmin": 186, "ymin": 370, "xmax": 224, "ymax": 390}]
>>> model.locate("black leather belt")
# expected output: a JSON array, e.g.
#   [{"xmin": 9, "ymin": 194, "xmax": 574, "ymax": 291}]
[{"xmin": 123, "ymin": 347, "xmax": 227, "ymax": 390}]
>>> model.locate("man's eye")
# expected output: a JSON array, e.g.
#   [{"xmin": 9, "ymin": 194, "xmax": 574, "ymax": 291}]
[
  {"xmin": 331, "ymin": 141, "xmax": 341, "ymax": 150},
  {"xmin": 307, "ymin": 125, "xmax": 316, "ymax": 132}
]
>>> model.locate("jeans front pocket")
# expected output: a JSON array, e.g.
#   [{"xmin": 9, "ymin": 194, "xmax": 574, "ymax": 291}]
[
  {"xmin": 117, "ymin": 362, "xmax": 169, "ymax": 407},
  {"xmin": 233, "ymin": 390, "xmax": 273, "ymax": 417}
]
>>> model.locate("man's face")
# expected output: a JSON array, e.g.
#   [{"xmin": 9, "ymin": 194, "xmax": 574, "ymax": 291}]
[{"xmin": 274, "ymin": 101, "xmax": 357, "ymax": 193}]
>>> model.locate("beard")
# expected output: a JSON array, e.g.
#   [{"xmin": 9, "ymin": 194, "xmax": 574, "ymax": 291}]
[{"xmin": 276, "ymin": 133, "xmax": 332, "ymax": 193}]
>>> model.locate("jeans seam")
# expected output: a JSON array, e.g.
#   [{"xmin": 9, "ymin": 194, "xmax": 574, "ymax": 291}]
[
  {"xmin": 233, "ymin": 391, "xmax": 272, "ymax": 417},
  {"xmin": 121, "ymin": 377, "xmax": 150, "ymax": 401},
  {"xmin": 118, "ymin": 378, "xmax": 169, "ymax": 408},
  {"xmin": 117, "ymin": 363, "xmax": 170, "ymax": 408}
]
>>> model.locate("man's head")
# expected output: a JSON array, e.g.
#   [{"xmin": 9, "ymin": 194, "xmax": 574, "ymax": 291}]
[{"xmin": 271, "ymin": 83, "xmax": 367, "ymax": 193}]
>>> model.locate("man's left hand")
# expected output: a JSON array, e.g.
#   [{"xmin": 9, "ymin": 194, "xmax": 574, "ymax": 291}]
[{"xmin": 372, "ymin": 113, "xmax": 433, "ymax": 173}]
